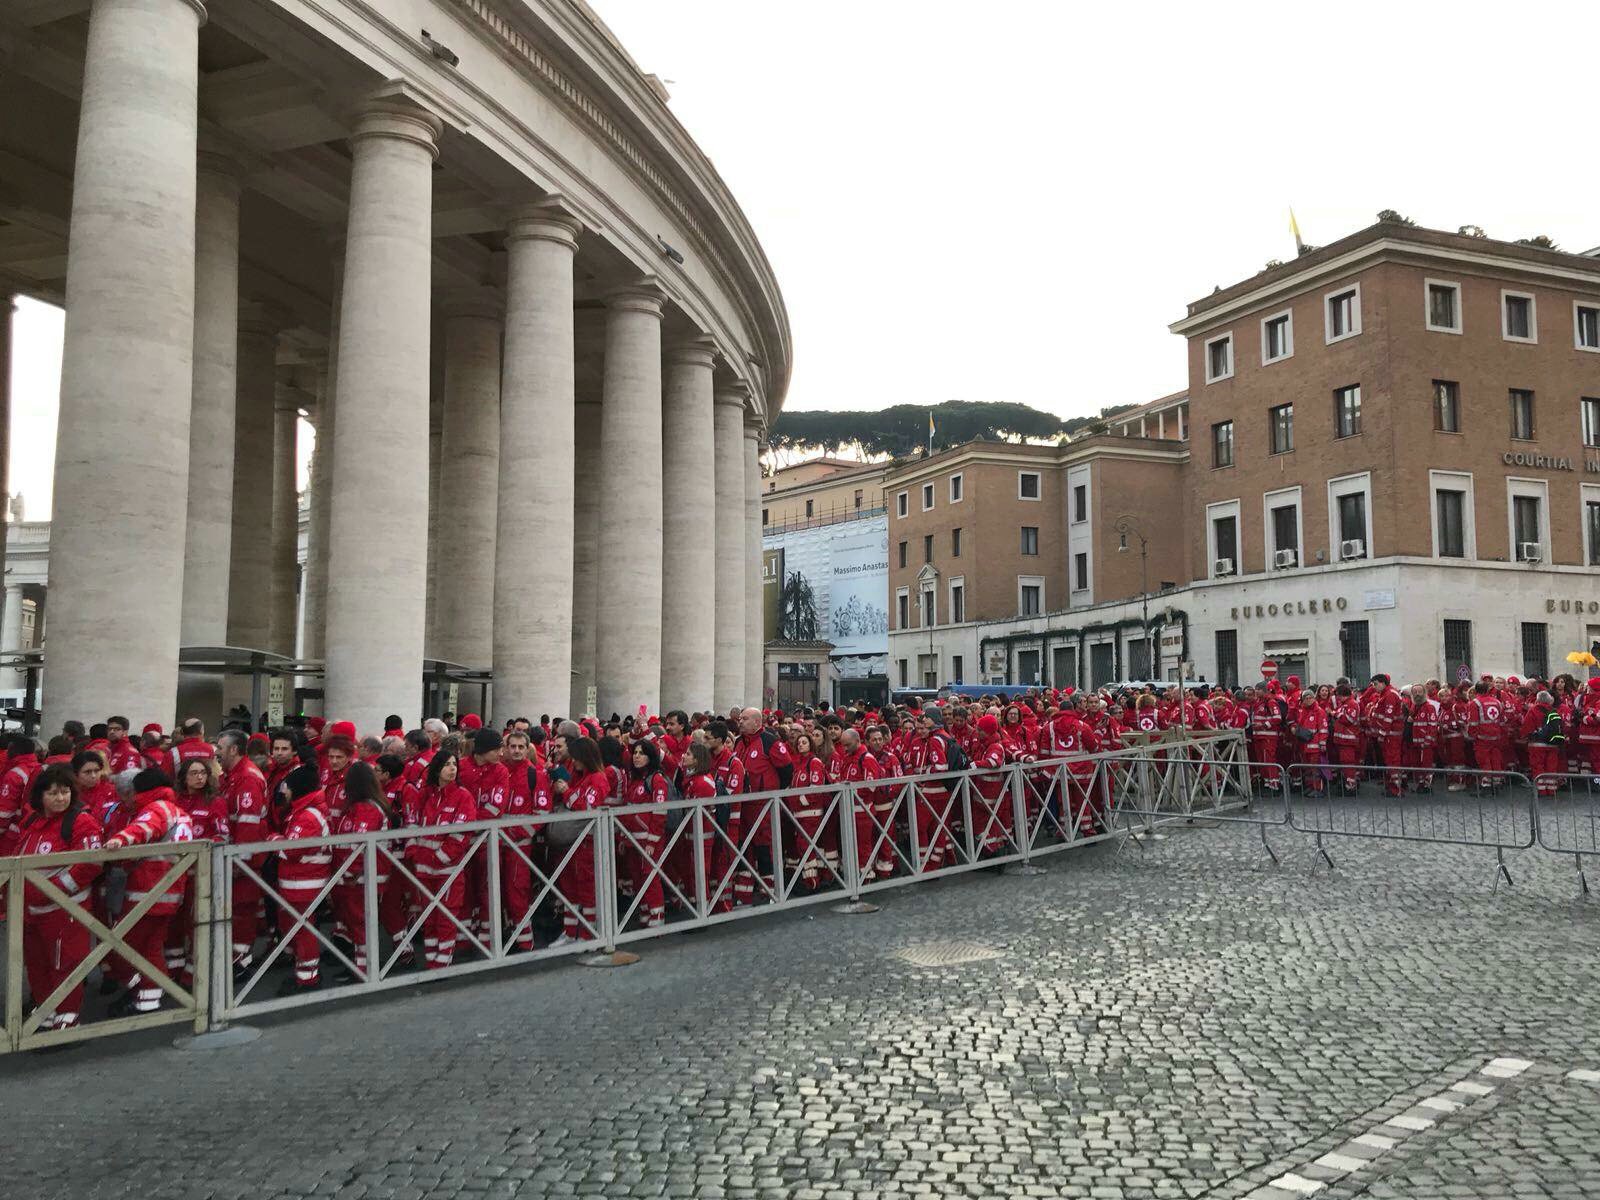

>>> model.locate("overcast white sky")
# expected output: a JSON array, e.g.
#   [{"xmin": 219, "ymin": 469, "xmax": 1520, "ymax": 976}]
[{"xmin": 9, "ymin": 0, "xmax": 1599, "ymax": 516}]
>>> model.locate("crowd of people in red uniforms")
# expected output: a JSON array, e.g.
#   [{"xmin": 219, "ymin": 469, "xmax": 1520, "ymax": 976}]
[{"xmin": 3, "ymin": 668, "xmax": 1592, "ymax": 1037}]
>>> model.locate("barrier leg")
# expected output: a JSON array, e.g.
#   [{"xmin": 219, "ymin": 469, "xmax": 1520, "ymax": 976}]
[
  {"xmin": 834, "ymin": 784, "xmax": 878, "ymax": 915},
  {"xmin": 1003, "ymin": 765, "xmax": 1045, "ymax": 876},
  {"xmin": 1492, "ymin": 847, "xmax": 1513, "ymax": 894},
  {"xmin": 580, "ymin": 815, "xmax": 638, "ymax": 969}
]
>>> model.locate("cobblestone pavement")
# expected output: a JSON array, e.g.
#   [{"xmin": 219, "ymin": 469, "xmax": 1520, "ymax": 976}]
[{"xmin": 4, "ymin": 812, "xmax": 1600, "ymax": 1200}]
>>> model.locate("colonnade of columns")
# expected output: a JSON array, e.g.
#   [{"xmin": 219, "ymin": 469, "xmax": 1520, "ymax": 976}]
[{"xmin": 41, "ymin": 0, "xmax": 767, "ymax": 732}]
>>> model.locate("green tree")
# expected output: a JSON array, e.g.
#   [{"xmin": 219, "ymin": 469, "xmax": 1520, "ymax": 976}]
[{"xmin": 769, "ymin": 399, "xmax": 1139, "ymax": 459}]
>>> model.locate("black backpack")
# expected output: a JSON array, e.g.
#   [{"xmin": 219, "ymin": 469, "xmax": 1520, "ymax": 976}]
[
  {"xmin": 1531, "ymin": 711, "xmax": 1566, "ymax": 746},
  {"xmin": 939, "ymin": 731, "xmax": 971, "ymax": 774}
]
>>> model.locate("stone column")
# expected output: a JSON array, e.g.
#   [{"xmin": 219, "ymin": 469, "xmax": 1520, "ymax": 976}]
[
  {"xmin": 0, "ymin": 296, "xmax": 12, "ymax": 629},
  {"xmin": 744, "ymin": 423, "xmax": 764, "ymax": 705},
  {"xmin": 568, "ymin": 396, "xmax": 602, "ymax": 717},
  {"xmin": 712, "ymin": 384, "xmax": 747, "ymax": 712},
  {"xmin": 44, "ymin": 0, "xmax": 205, "ymax": 730},
  {"xmin": 269, "ymin": 377, "xmax": 303, "ymax": 655},
  {"xmin": 225, "ymin": 302, "xmax": 279, "ymax": 653},
  {"xmin": 494, "ymin": 202, "xmax": 581, "ymax": 722},
  {"xmin": 660, "ymin": 338, "xmax": 717, "ymax": 712},
  {"xmin": 300, "ymin": 242, "xmax": 342, "ymax": 675},
  {"xmin": 323, "ymin": 97, "xmax": 441, "ymax": 732},
  {"xmin": 0, "ymin": 585, "xmax": 22, "ymax": 692},
  {"xmin": 177, "ymin": 153, "xmax": 239, "ymax": 724},
  {"xmin": 435, "ymin": 288, "xmax": 502, "ymax": 669},
  {"xmin": 594, "ymin": 280, "xmax": 664, "ymax": 719}
]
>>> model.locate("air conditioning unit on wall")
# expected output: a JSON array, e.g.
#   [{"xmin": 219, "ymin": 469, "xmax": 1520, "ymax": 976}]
[
  {"xmin": 1519, "ymin": 541, "xmax": 1543, "ymax": 563},
  {"xmin": 1213, "ymin": 557, "xmax": 1234, "ymax": 577},
  {"xmin": 1340, "ymin": 538, "xmax": 1366, "ymax": 561},
  {"xmin": 1272, "ymin": 548, "xmax": 1298, "ymax": 569}
]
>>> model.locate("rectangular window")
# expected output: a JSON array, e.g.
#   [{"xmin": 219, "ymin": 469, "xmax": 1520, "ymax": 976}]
[
  {"xmin": 951, "ymin": 654, "xmax": 963, "ymax": 684},
  {"xmin": 1337, "ymin": 492, "xmax": 1367, "ymax": 551},
  {"xmin": 1326, "ymin": 286, "xmax": 1360, "ymax": 342},
  {"xmin": 921, "ymin": 588, "xmax": 934, "ymax": 628},
  {"xmin": 1503, "ymin": 291, "xmax": 1536, "ymax": 342},
  {"xmin": 1212, "ymin": 420, "xmax": 1234, "ymax": 467},
  {"xmin": 1510, "ymin": 389, "xmax": 1535, "ymax": 440},
  {"xmin": 1073, "ymin": 552, "xmax": 1088, "ymax": 591},
  {"xmin": 805, "ymin": 499, "xmax": 813, "ymax": 518},
  {"xmin": 896, "ymin": 591, "xmax": 909, "ymax": 628},
  {"xmin": 1434, "ymin": 380, "xmax": 1460, "ymax": 433},
  {"xmin": 950, "ymin": 583, "xmax": 965, "ymax": 624},
  {"xmin": 1213, "ymin": 515, "xmax": 1238, "ymax": 572},
  {"xmin": 1426, "ymin": 280, "xmax": 1462, "ymax": 333},
  {"xmin": 1584, "ymin": 398, "xmax": 1600, "ymax": 449},
  {"xmin": 762, "ymin": 508, "xmax": 769, "ymax": 526},
  {"xmin": 1128, "ymin": 637, "xmax": 1150, "ymax": 680},
  {"xmin": 1205, "ymin": 333, "xmax": 1233, "ymax": 382},
  {"xmin": 1269, "ymin": 404, "xmax": 1294, "ymax": 454},
  {"xmin": 1020, "ymin": 526, "xmax": 1039, "ymax": 555},
  {"xmin": 1578, "ymin": 303, "xmax": 1600, "ymax": 351},
  {"xmin": 921, "ymin": 482, "xmax": 934, "ymax": 511},
  {"xmin": 897, "ymin": 658, "xmax": 908, "ymax": 688},
  {"xmin": 1341, "ymin": 620, "xmax": 1371, "ymax": 683},
  {"xmin": 1436, "ymin": 490, "xmax": 1466, "ymax": 558},
  {"xmin": 1444, "ymin": 619, "xmax": 1473, "ymax": 686},
  {"xmin": 1018, "ymin": 471, "xmax": 1040, "ymax": 500},
  {"xmin": 1334, "ymin": 384, "xmax": 1361, "ymax": 438},
  {"xmin": 923, "ymin": 534, "xmax": 933, "ymax": 563},
  {"xmin": 1521, "ymin": 622, "xmax": 1549, "ymax": 681},
  {"xmin": 1020, "ymin": 584, "xmax": 1042, "ymax": 616},
  {"xmin": 1262, "ymin": 311, "xmax": 1292, "ymax": 363},
  {"xmin": 951, "ymin": 527, "xmax": 962, "ymax": 557},
  {"xmin": 1271, "ymin": 503, "xmax": 1298, "ymax": 563},
  {"xmin": 1513, "ymin": 494, "xmax": 1541, "ymax": 550},
  {"xmin": 1214, "ymin": 629, "xmax": 1238, "ymax": 689},
  {"xmin": 1072, "ymin": 483, "xmax": 1087, "ymax": 523},
  {"xmin": 1587, "ymin": 499, "xmax": 1600, "ymax": 566},
  {"xmin": 897, "ymin": 541, "xmax": 907, "ymax": 568},
  {"xmin": 853, "ymin": 488, "xmax": 863, "ymax": 510},
  {"xmin": 1089, "ymin": 642, "xmax": 1115, "ymax": 689},
  {"xmin": 949, "ymin": 473, "xmax": 963, "ymax": 502},
  {"xmin": 896, "ymin": 491, "xmax": 908, "ymax": 518}
]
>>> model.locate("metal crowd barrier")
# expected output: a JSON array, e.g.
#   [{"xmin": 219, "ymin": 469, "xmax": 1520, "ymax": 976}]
[
  {"xmin": 1, "ymin": 731, "xmax": 1247, "ymax": 1053},
  {"xmin": 1533, "ymin": 773, "xmax": 1600, "ymax": 894}
]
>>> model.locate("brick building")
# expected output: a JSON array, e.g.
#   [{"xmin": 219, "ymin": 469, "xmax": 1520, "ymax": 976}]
[{"xmin": 888, "ymin": 221, "xmax": 1600, "ymax": 691}]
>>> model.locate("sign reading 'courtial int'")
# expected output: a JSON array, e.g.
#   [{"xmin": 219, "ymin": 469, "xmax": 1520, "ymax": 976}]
[
  {"xmin": 1230, "ymin": 597, "xmax": 1350, "ymax": 620},
  {"xmin": 1502, "ymin": 450, "xmax": 1600, "ymax": 473}
]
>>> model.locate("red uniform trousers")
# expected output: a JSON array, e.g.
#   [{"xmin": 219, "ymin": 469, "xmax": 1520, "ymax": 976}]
[
  {"xmin": 1580, "ymin": 742, "xmax": 1600, "ymax": 776},
  {"xmin": 1474, "ymin": 741, "xmax": 1506, "ymax": 783},
  {"xmin": 231, "ymin": 875, "xmax": 262, "ymax": 968},
  {"xmin": 1333, "ymin": 744, "xmax": 1362, "ymax": 790},
  {"xmin": 1252, "ymin": 737, "xmax": 1281, "ymax": 789},
  {"xmin": 557, "ymin": 832, "xmax": 597, "ymax": 940},
  {"xmin": 1444, "ymin": 735, "xmax": 1467, "ymax": 787},
  {"xmin": 414, "ymin": 867, "xmax": 468, "ymax": 967},
  {"xmin": 913, "ymin": 785, "xmax": 954, "ymax": 870},
  {"xmin": 1529, "ymin": 745, "xmax": 1563, "ymax": 797},
  {"xmin": 24, "ymin": 912, "xmax": 91, "ymax": 1029},
  {"xmin": 276, "ymin": 891, "xmax": 324, "ymax": 985},
  {"xmin": 1376, "ymin": 735, "xmax": 1404, "ymax": 796},
  {"xmin": 783, "ymin": 798, "xmax": 825, "ymax": 888},
  {"xmin": 124, "ymin": 912, "xmax": 174, "ymax": 1012},
  {"xmin": 624, "ymin": 815, "xmax": 666, "ymax": 925},
  {"xmin": 973, "ymin": 784, "xmax": 1011, "ymax": 852},
  {"xmin": 500, "ymin": 839, "xmax": 537, "ymax": 949},
  {"xmin": 332, "ymin": 882, "xmax": 379, "ymax": 977},
  {"xmin": 1411, "ymin": 743, "xmax": 1437, "ymax": 790},
  {"xmin": 732, "ymin": 798, "xmax": 776, "ymax": 905}
]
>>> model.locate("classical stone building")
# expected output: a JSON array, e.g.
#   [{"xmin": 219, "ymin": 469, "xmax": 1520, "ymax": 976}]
[{"xmin": 0, "ymin": 0, "xmax": 789, "ymax": 731}]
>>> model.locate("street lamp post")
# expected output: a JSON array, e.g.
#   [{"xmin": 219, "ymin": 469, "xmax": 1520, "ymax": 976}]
[{"xmin": 1115, "ymin": 516, "xmax": 1150, "ymax": 680}]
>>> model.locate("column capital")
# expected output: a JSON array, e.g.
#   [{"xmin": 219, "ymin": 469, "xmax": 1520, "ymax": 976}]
[
  {"xmin": 742, "ymin": 422, "xmax": 762, "ymax": 443},
  {"xmin": 348, "ymin": 93, "xmax": 444, "ymax": 160},
  {"xmin": 505, "ymin": 196, "xmax": 583, "ymax": 249},
  {"xmin": 665, "ymin": 335, "xmax": 718, "ymax": 370},
  {"xmin": 439, "ymin": 286, "xmax": 503, "ymax": 322},
  {"xmin": 605, "ymin": 277, "xmax": 666, "ymax": 318},
  {"xmin": 175, "ymin": 0, "xmax": 208, "ymax": 25},
  {"xmin": 713, "ymin": 379, "xmax": 751, "ymax": 409}
]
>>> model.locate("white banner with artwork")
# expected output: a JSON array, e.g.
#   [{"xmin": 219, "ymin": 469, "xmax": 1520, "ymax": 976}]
[{"xmin": 828, "ymin": 524, "xmax": 889, "ymax": 657}]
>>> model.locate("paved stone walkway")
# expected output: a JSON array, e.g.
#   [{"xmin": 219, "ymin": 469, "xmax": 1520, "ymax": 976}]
[{"xmin": 4, "ymin": 813, "xmax": 1600, "ymax": 1199}]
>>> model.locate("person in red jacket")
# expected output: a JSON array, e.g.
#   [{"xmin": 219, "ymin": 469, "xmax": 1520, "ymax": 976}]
[
  {"xmin": 620, "ymin": 738, "xmax": 672, "ymax": 924},
  {"xmin": 165, "ymin": 756, "xmax": 227, "ymax": 985},
  {"xmin": 552, "ymin": 737, "xmax": 610, "ymax": 945},
  {"xmin": 320, "ymin": 734, "xmax": 353, "ymax": 817},
  {"xmin": 216, "ymin": 730, "xmax": 270, "ymax": 976},
  {"xmin": 331, "ymin": 760, "xmax": 395, "ymax": 982},
  {"xmin": 678, "ymin": 739, "xmax": 720, "ymax": 906},
  {"xmin": 730, "ymin": 707, "xmax": 794, "ymax": 905},
  {"xmin": 1294, "ymin": 692, "xmax": 1329, "ymax": 795},
  {"xmin": 1365, "ymin": 675, "xmax": 1407, "ymax": 797},
  {"xmin": 104, "ymin": 715, "xmax": 144, "ymax": 777},
  {"xmin": 1327, "ymin": 685, "xmax": 1363, "ymax": 793},
  {"xmin": 828, "ymin": 727, "xmax": 881, "ymax": 881},
  {"xmin": 168, "ymin": 718, "xmax": 213, "ymax": 779},
  {"xmin": 1407, "ymin": 684, "xmax": 1442, "ymax": 793},
  {"xmin": 0, "ymin": 735, "xmax": 41, "ymax": 854},
  {"xmin": 403, "ymin": 750, "xmax": 478, "ymax": 968},
  {"xmin": 864, "ymin": 725, "xmax": 903, "ymax": 878},
  {"xmin": 1575, "ymin": 677, "xmax": 1600, "ymax": 779},
  {"xmin": 500, "ymin": 731, "xmax": 552, "ymax": 949},
  {"xmin": 1040, "ymin": 701, "xmax": 1100, "ymax": 836},
  {"xmin": 784, "ymin": 731, "xmax": 829, "ymax": 890},
  {"xmin": 460, "ymin": 728, "xmax": 509, "ymax": 944},
  {"xmin": 1467, "ymin": 681, "xmax": 1509, "ymax": 789},
  {"xmin": 265, "ymin": 765, "xmax": 333, "ymax": 994},
  {"xmin": 14, "ymin": 764, "xmax": 103, "ymax": 1031},
  {"xmin": 1443, "ymin": 683, "xmax": 1472, "ymax": 792},
  {"xmin": 907, "ymin": 711, "xmax": 957, "ymax": 869},
  {"xmin": 1521, "ymin": 690, "xmax": 1565, "ymax": 798},
  {"xmin": 969, "ymin": 713, "xmax": 1011, "ymax": 854},
  {"xmin": 73, "ymin": 748, "xmax": 120, "ymax": 829},
  {"xmin": 102, "ymin": 770, "xmax": 196, "ymax": 1016}
]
